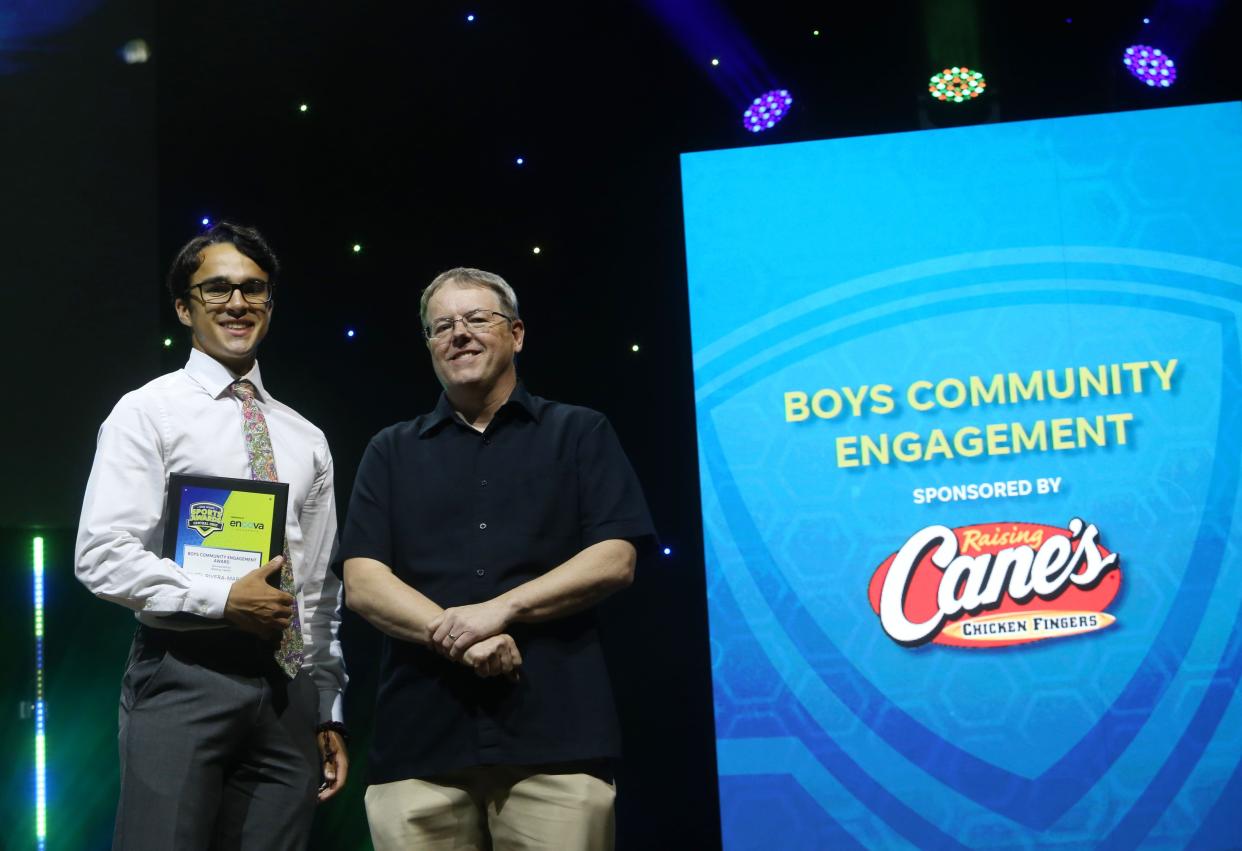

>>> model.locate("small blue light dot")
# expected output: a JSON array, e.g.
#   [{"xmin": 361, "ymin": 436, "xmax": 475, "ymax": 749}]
[
  {"xmin": 1143, "ymin": 17, "xmax": 1150, "ymax": 24},
  {"xmin": 346, "ymin": 329, "xmax": 356, "ymax": 338},
  {"xmin": 466, "ymin": 13, "xmax": 475, "ymax": 22},
  {"xmin": 662, "ymin": 547, "xmax": 672, "ymax": 556},
  {"xmin": 516, "ymin": 156, "xmax": 525, "ymax": 165},
  {"xmin": 201, "ymin": 217, "xmax": 210, "ymax": 226}
]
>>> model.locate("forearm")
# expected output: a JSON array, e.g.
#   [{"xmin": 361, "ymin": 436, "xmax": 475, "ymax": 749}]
[
  {"xmin": 497, "ymin": 538, "xmax": 636, "ymax": 624},
  {"xmin": 343, "ymin": 557, "xmax": 444, "ymax": 645},
  {"xmin": 77, "ymin": 528, "xmax": 233, "ymax": 617}
]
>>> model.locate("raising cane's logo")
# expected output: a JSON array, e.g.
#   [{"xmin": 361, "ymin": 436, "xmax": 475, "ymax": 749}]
[{"xmin": 867, "ymin": 518, "xmax": 1120, "ymax": 648}]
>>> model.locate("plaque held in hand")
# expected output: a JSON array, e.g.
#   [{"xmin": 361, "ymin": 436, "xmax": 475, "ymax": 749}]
[{"xmin": 162, "ymin": 473, "xmax": 288, "ymax": 584}]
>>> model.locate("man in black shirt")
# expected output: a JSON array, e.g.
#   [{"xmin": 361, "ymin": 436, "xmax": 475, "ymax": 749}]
[{"xmin": 342, "ymin": 267, "xmax": 654, "ymax": 850}]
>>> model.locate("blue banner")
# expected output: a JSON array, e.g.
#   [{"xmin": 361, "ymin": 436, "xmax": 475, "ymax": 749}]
[{"xmin": 682, "ymin": 102, "xmax": 1242, "ymax": 849}]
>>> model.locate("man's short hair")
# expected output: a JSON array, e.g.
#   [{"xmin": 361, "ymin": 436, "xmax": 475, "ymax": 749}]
[
  {"xmin": 420, "ymin": 267, "xmax": 520, "ymax": 328},
  {"xmin": 166, "ymin": 222, "xmax": 280, "ymax": 304}
]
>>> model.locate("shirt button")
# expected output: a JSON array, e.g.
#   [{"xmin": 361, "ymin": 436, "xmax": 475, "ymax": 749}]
[
  {"xmin": 478, "ymin": 522, "xmax": 487, "ymax": 530},
  {"xmin": 476, "ymin": 569, "xmax": 486, "ymax": 577}
]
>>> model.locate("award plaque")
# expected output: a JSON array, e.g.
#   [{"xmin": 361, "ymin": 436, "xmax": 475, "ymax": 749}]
[{"xmin": 162, "ymin": 473, "xmax": 288, "ymax": 583}]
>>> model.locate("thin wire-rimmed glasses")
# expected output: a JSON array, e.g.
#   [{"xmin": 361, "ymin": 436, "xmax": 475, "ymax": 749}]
[
  {"xmin": 185, "ymin": 278, "xmax": 274, "ymax": 305},
  {"xmin": 424, "ymin": 308, "xmax": 514, "ymax": 341}
]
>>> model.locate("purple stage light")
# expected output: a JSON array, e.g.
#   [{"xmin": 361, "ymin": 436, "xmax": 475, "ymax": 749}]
[
  {"xmin": 742, "ymin": 89, "xmax": 793, "ymax": 134},
  {"xmin": 1123, "ymin": 45, "xmax": 1176, "ymax": 88}
]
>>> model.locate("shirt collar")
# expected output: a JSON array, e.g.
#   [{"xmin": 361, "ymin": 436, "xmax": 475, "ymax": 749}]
[
  {"xmin": 504, "ymin": 382, "xmax": 541, "ymax": 421},
  {"xmin": 418, "ymin": 381, "xmax": 541, "ymax": 437},
  {"xmin": 184, "ymin": 347, "xmax": 268, "ymax": 401}
]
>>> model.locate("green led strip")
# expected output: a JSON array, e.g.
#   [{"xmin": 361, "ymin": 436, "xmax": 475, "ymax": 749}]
[{"xmin": 33, "ymin": 536, "xmax": 46, "ymax": 851}]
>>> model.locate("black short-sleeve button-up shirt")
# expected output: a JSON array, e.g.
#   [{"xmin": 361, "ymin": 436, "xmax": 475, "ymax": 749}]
[{"xmin": 341, "ymin": 384, "xmax": 655, "ymax": 781}]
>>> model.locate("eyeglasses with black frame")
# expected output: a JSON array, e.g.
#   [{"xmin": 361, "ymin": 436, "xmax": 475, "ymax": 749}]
[
  {"xmin": 185, "ymin": 278, "xmax": 274, "ymax": 305},
  {"xmin": 424, "ymin": 308, "xmax": 514, "ymax": 341}
]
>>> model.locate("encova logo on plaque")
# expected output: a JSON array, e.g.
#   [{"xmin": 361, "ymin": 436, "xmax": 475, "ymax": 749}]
[
  {"xmin": 186, "ymin": 501, "xmax": 225, "ymax": 539},
  {"xmin": 867, "ymin": 519, "xmax": 1121, "ymax": 648}
]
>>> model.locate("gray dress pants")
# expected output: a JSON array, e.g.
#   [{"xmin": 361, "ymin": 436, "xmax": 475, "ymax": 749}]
[{"xmin": 113, "ymin": 626, "xmax": 320, "ymax": 851}]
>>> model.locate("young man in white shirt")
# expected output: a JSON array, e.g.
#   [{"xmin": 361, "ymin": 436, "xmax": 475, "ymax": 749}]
[{"xmin": 76, "ymin": 222, "xmax": 348, "ymax": 850}]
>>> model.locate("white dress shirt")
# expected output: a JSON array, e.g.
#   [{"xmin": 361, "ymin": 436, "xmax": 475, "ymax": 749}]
[{"xmin": 76, "ymin": 348, "xmax": 345, "ymax": 722}]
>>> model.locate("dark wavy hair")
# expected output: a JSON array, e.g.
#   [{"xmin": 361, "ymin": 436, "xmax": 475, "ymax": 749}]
[{"xmin": 166, "ymin": 222, "xmax": 280, "ymax": 304}]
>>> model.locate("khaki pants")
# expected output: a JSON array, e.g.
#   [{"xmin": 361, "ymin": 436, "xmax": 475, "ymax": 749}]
[{"xmin": 365, "ymin": 762, "xmax": 616, "ymax": 851}]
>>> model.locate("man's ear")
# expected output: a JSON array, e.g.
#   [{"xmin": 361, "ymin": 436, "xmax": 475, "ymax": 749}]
[
  {"xmin": 174, "ymin": 297, "xmax": 193, "ymax": 328},
  {"xmin": 511, "ymin": 318, "xmax": 525, "ymax": 353}
]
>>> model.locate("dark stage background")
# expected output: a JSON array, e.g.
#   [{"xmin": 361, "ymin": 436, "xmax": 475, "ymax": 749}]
[{"xmin": 4, "ymin": 1, "xmax": 1241, "ymax": 848}]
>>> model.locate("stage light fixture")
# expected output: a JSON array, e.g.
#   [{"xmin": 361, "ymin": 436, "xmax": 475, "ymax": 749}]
[
  {"xmin": 515, "ymin": 156, "xmax": 525, "ymax": 165},
  {"xmin": 200, "ymin": 217, "xmax": 210, "ymax": 226},
  {"xmin": 352, "ymin": 243, "xmax": 362, "ymax": 253},
  {"xmin": 742, "ymin": 89, "xmax": 793, "ymax": 133},
  {"xmin": 1123, "ymin": 45, "xmax": 1176, "ymax": 87},
  {"xmin": 663, "ymin": 547, "xmax": 672, "ymax": 556},
  {"xmin": 711, "ymin": 58, "xmax": 720, "ymax": 66},
  {"xmin": 812, "ymin": 29, "xmax": 820, "ymax": 37},
  {"xmin": 346, "ymin": 329, "xmax": 356, "ymax": 338},
  {"xmin": 929, "ymin": 67, "xmax": 986, "ymax": 103},
  {"xmin": 631, "ymin": 344, "xmax": 640, "ymax": 352},
  {"xmin": 467, "ymin": 13, "xmax": 475, "ymax": 22},
  {"xmin": 163, "ymin": 337, "xmax": 172, "ymax": 348},
  {"xmin": 532, "ymin": 246, "xmax": 542, "ymax": 255},
  {"xmin": 299, "ymin": 103, "xmax": 309, "ymax": 113}
]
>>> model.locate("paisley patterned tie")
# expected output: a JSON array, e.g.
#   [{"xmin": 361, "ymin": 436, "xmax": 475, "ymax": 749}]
[{"xmin": 230, "ymin": 379, "xmax": 304, "ymax": 678}]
